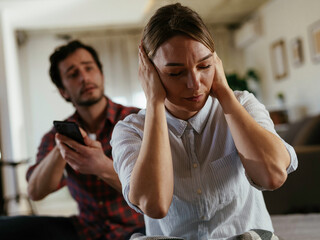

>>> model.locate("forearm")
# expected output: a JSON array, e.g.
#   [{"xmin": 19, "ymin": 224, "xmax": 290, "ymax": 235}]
[
  {"xmin": 28, "ymin": 146, "xmax": 66, "ymax": 200},
  {"xmin": 97, "ymin": 157, "xmax": 122, "ymax": 192},
  {"xmin": 218, "ymin": 89, "xmax": 290, "ymax": 190},
  {"xmin": 129, "ymin": 102, "xmax": 173, "ymax": 219}
]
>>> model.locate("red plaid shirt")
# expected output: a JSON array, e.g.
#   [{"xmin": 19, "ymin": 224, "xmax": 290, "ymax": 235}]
[{"xmin": 26, "ymin": 98, "xmax": 144, "ymax": 240}]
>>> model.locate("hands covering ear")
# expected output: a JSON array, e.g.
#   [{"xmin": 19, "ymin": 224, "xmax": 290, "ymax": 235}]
[
  {"xmin": 210, "ymin": 52, "xmax": 231, "ymax": 99},
  {"xmin": 138, "ymin": 44, "xmax": 166, "ymax": 105}
]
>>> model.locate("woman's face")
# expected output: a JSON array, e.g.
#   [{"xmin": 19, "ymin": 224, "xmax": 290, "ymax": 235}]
[{"xmin": 153, "ymin": 35, "xmax": 215, "ymax": 120}]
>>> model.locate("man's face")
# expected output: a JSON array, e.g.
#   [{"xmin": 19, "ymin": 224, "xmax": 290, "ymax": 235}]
[{"xmin": 58, "ymin": 48, "xmax": 104, "ymax": 107}]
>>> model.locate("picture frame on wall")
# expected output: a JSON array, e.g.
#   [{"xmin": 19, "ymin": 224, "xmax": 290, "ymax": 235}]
[
  {"xmin": 270, "ymin": 39, "xmax": 288, "ymax": 80},
  {"xmin": 290, "ymin": 38, "xmax": 304, "ymax": 67},
  {"xmin": 309, "ymin": 19, "xmax": 320, "ymax": 63}
]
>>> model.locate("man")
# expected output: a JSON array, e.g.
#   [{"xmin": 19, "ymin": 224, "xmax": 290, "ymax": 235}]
[{"xmin": 0, "ymin": 40, "xmax": 144, "ymax": 240}]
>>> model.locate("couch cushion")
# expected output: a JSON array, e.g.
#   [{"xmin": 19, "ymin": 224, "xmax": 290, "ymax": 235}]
[{"xmin": 282, "ymin": 114, "xmax": 320, "ymax": 146}]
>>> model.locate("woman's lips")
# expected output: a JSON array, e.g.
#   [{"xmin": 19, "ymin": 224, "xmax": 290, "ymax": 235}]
[{"xmin": 185, "ymin": 94, "xmax": 203, "ymax": 102}]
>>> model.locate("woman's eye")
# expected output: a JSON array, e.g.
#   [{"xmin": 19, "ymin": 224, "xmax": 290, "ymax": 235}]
[
  {"xmin": 169, "ymin": 72, "xmax": 182, "ymax": 77},
  {"xmin": 198, "ymin": 65, "xmax": 211, "ymax": 69}
]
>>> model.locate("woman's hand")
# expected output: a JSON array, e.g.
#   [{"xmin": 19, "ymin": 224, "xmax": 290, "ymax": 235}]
[
  {"xmin": 210, "ymin": 52, "xmax": 232, "ymax": 100},
  {"xmin": 138, "ymin": 44, "xmax": 166, "ymax": 105}
]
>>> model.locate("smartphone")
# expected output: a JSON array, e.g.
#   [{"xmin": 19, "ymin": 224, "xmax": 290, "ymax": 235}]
[{"xmin": 53, "ymin": 120, "xmax": 85, "ymax": 145}]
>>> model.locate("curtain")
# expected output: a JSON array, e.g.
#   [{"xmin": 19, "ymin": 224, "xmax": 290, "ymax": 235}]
[{"xmin": 79, "ymin": 32, "xmax": 146, "ymax": 108}]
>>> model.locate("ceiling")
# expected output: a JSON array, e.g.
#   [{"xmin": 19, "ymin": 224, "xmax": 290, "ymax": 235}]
[{"xmin": 0, "ymin": 0, "xmax": 271, "ymax": 32}]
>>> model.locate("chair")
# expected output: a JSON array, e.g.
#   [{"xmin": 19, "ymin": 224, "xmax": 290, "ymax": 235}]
[{"xmin": 0, "ymin": 158, "xmax": 36, "ymax": 215}]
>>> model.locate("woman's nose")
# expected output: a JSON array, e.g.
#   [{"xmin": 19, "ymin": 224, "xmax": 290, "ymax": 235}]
[{"xmin": 187, "ymin": 71, "xmax": 201, "ymax": 90}]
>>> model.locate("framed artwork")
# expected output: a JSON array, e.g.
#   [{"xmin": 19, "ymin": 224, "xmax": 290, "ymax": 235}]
[
  {"xmin": 270, "ymin": 39, "xmax": 288, "ymax": 80},
  {"xmin": 309, "ymin": 19, "xmax": 320, "ymax": 63},
  {"xmin": 290, "ymin": 38, "xmax": 304, "ymax": 67}
]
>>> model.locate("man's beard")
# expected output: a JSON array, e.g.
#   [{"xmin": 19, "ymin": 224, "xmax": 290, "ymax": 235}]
[{"xmin": 76, "ymin": 90, "xmax": 104, "ymax": 106}]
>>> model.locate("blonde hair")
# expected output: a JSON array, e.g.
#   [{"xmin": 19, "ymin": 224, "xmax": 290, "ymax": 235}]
[{"xmin": 142, "ymin": 3, "xmax": 215, "ymax": 59}]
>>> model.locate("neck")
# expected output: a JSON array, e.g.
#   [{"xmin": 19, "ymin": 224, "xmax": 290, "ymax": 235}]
[{"xmin": 75, "ymin": 97, "xmax": 108, "ymax": 133}]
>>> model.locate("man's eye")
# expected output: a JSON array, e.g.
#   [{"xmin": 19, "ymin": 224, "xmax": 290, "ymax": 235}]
[
  {"xmin": 68, "ymin": 72, "xmax": 78, "ymax": 78},
  {"xmin": 86, "ymin": 66, "xmax": 93, "ymax": 71},
  {"xmin": 199, "ymin": 65, "xmax": 211, "ymax": 69},
  {"xmin": 169, "ymin": 72, "xmax": 182, "ymax": 77}
]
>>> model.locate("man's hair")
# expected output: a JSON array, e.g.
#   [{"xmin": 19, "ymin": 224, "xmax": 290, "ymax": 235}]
[
  {"xmin": 49, "ymin": 40, "xmax": 103, "ymax": 89},
  {"xmin": 142, "ymin": 3, "xmax": 215, "ymax": 59}
]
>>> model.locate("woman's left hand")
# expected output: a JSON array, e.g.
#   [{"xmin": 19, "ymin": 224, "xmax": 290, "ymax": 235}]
[{"xmin": 210, "ymin": 52, "xmax": 232, "ymax": 100}]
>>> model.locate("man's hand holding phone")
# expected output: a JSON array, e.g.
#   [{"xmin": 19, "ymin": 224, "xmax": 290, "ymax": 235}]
[
  {"xmin": 53, "ymin": 121, "xmax": 85, "ymax": 146},
  {"xmin": 54, "ymin": 121, "xmax": 107, "ymax": 176},
  {"xmin": 53, "ymin": 120, "xmax": 122, "ymax": 191}
]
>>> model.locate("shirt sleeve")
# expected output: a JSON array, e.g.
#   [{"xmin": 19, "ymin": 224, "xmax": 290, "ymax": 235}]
[
  {"xmin": 234, "ymin": 91, "xmax": 298, "ymax": 187},
  {"xmin": 26, "ymin": 127, "xmax": 66, "ymax": 189},
  {"xmin": 111, "ymin": 113, "xmax": 145, "ymax": 214}
]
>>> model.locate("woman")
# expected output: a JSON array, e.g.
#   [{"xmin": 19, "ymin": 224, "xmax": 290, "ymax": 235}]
[{"xmin": 111, "ymin": 3, "xmax": 297, "ymax": 239}]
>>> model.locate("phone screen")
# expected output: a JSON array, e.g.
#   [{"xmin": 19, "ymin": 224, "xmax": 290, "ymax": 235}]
[{"xmin": 53, "ymin": 121, "xmax": 85, "ymax": 145}]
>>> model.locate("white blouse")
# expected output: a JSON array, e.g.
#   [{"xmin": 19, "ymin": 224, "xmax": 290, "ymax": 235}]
[{"xmin": 111, "ymin": 91, "xmax": 298, "ymax": 240}]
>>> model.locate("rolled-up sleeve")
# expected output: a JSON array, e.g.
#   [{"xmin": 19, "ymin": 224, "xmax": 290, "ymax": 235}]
[
  {"xmin": 111, "ymin": 113, "xmax": 145, "ymax": 214},
  {"xmin": 235, "ymin": 91, "xmax": 298, "ymax": 188}
]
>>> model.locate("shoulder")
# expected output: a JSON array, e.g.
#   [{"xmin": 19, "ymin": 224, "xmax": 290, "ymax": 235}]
[
  {"xmin": 234, "ymin": 90, "xmax": 266, "ymax": 112},
  {"xmin": 234, "ymin": 90, "xmax": 275, "ymax": 131},
  {"xmin": 39, "ymin": 126, "xmax": 56, "ymax": 145},
  {"xmin": 111, "ymin": 110, "xmax": 146, "ymax": 149},
  {"xmin": 114, "ymin": 109, "xmax": 146, "ymax": 134},
  {"xmin": 234, "ymin": 90, "xmax": 257, "ymax": 104},
  {"xmin": 107, "ymin": 98, "xmax": 140, "ymax": 121}
]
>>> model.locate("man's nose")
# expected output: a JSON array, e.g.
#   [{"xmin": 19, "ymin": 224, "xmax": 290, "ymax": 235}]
[
  {"xmin": 187, "ymin": 71, "xmax": 201, "ymax": 90},
  {"xmin": 79, "ymin": 70, "xmax": 90, "ymax": 82}
]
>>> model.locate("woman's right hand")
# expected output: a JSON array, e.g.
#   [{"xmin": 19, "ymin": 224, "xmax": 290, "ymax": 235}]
[{"xmin": 138, "ymin": 44, "xmax": 166, "ymax": 105}]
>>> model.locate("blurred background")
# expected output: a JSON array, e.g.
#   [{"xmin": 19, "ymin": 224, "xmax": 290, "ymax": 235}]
[{"xmin": 0, "ymin": 0, "xmax": 319, "ymax": 219}]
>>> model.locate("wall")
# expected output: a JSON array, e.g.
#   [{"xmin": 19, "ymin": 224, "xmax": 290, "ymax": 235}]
[
  {"xmin": 0, "ymin": 12, "xmax": 13, "ymax": 160},
  {"xmin": 0, "ymin": 10, "xmax": 33, "ymax": 215},
  {"xmin": 242, "ymin": 0, "xmax": 320, "ymax": 121},
  {"xmin": 19, "ymin": 33, "xmax": 73, "ymax": 161}
]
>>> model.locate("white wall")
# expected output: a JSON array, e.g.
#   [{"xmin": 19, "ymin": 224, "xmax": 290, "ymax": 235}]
[
  {"xmin": 19, "ymin": 33, "xmax": 73, "ymax": 160},
  {"xmin": 0, "ymin": 12, "xmax": 13, "ymax": 159},
  {"xmin": 242, "ymin": 0, "xmax": 320, "ymax": 121},
  {"xmin": 0, "ymin": 10, "xmax": 33, "ymax": 215}
]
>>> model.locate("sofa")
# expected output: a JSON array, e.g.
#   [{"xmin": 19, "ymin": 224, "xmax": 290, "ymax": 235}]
[
  {"xmin": 263, "ymin": 114, "xmax": 320, "ymax": 214},
  {"xmin": 262, "ymin": 114, "xmax": 320, "ymax": 239}
]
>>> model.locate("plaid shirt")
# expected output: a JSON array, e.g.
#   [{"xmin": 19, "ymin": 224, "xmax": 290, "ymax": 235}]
[{"xmin": 26, "ymin": 97, "xmax": 144, "ymax": 240}]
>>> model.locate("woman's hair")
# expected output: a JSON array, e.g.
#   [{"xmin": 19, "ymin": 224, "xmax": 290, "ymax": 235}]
[
  {"xmin": 142, "ymin": 3, "xmax": 215, "ymax": 59},
  {"xmin": 49, "ymin": 40, "xmax": 103, "ymax": 90}
]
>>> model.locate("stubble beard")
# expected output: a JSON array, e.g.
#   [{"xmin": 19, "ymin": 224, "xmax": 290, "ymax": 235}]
[{"xmin": 76, "ymin": 89, "xmax": 104, "ymax": 107}]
